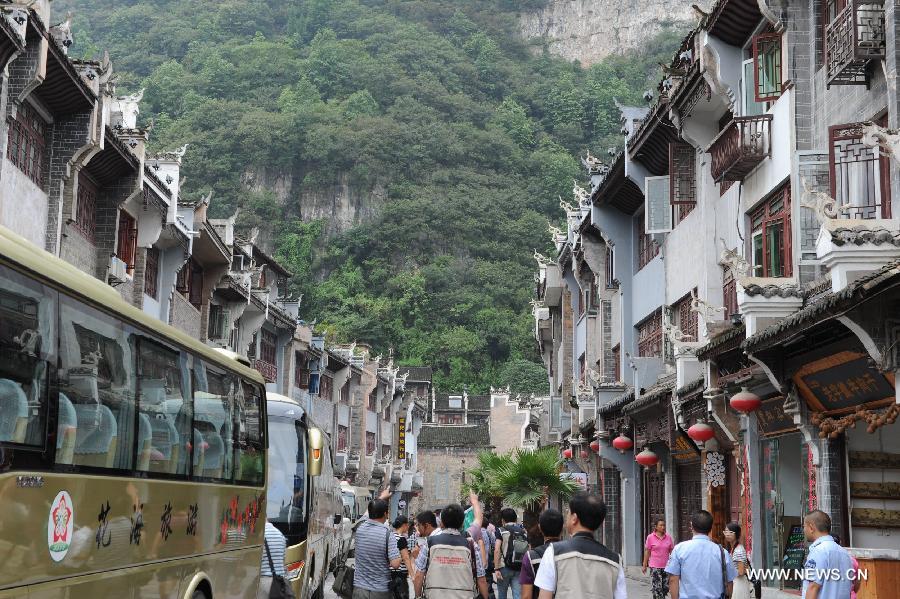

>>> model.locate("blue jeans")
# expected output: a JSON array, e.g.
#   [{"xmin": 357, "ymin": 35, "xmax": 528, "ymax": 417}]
[{"xmin": 496, "ymin": 566, "xmax": 521, "ymax": 599}]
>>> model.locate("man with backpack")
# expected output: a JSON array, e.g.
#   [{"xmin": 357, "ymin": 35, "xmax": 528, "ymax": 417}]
[
  {"xmin": 519, "ymin": 509, "xmax": 563, "ymax": 599},
  {"xmin": 494, "ymin": 508, "xmax": 528, "ymax": 599},
  {"xmin": 353, "ymin": 497, "xmax": 402, "ymax": 599},
  {"xmin": 413, "ymin": 503, "xmax": 489, "ymax": 599}
]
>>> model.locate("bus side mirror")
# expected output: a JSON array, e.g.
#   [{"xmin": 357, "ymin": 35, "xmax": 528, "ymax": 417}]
[
  {"xmin": 308, "ymin": 427, "xmax": 324, "ymax": 477},
  {"xmin": 334, "ymin": 514, "xmax": 342, "ymax": 525}
]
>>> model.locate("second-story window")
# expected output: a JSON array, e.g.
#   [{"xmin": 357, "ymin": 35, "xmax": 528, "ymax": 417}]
[
  {"xmin": 612, "ymin": 344, "xmax": 621, "ymax": 383},
  {"xmin": 260, "ymin": 329, "xmax": 277, "ymax": 365},
  {"xmin": 340, "ymin": 381, "xmax": 350, "ymax": 404},
  {"xmin": 637, "ymin": 310, "xmax": 662, "ymax": 357},
  {"xmin": 670, "ymin": 142, "xmax": 696, "ymax": 222},
  {"xmin": 674, "ymin": 292, "xmax": 698, "ymax": 342},
  {"xmin": 829, "ymin": 121, "xmax": 892, "ymax": 219},
  {"xmin": 319, "ymin": 375, "xmax": 333, "ymax": 400},
  {"xmin": 7, "ymin": 102, "xmax": 47, "ymax": 188},
  {"xmin": 74, "ymin": 175, "xmax": 98, "ymax": 242},
  {"xmin": 751, "ymin": 183, "xmax": 792, "ymax": 278},
  {"xmin": 294, "ymin": 352, "xmax": 310, "ymax": 388},
  {"xmin": 605, "ymin": 245, "xmax": 616, "ymax": 288},
  {"xmin": 208, "ymin": 304, "xmax": 229, "ymax": 341},
  {"xmin": 753, "ymin": 32, "xmax": 782, "ymax": 102},
  {"xmin": 636, "ymin": 214, "xmax": 659, "ymax": 271},
  {"xmin": 116, "ymin": 211, "xmax": 138, "ymax": 274},
  {"xmin": 366, "ymin": 394, "xmax": 375, "ymax": 411},
  {"xmin": 337, "ymin": 424, "xmax": 348, "ymax": 452},
  {"xmin": 437, "ymin": 414, "xmax": 463, "ymax": 425},
  {"xmin": 366, "ymin": 432, "xmax": 376, "ymax": 455},
  {"xmin": 723, "ymin": 267, "xmax": 738, "ymax": 321},
  {"xmin": 144, "ymin": 247, "xmax": 159, "ymax": 300}
]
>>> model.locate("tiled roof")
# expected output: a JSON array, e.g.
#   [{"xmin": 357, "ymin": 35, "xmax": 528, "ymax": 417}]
[
  {"xmin": 743, "ymin": 261, "xmax": 900, "ymax": 353},
  {"xmin": 676, "ymin": 376, "xmax": 706, "ymax": 398},
  {"xmin": 741, "ymin": 283, "xmax": 802, "ymax": 298},
  {"xmin": 468, "ymin": 395, "xmax": 491, "ymax": 411},
  {"xmin": 625, "ymin": 374, "xmax": 676, "ymax": 415},
  {"xmin": 432, "ymin": 394, "xmax": 491, "ymax": 412},
  {"xmin": 598, "ymin": 387, "xmax": 635, "ymax": 416},
  {"xmin": 696, "ymin": 323, "xmax": 745, "ymax": 361},
  {"xmin": 418, "ymin": 423, "xmax": 491, "ymax": 448},
  {"xmin": 399, "ymin": 366, "xmax": 433, "ymax": 382}
]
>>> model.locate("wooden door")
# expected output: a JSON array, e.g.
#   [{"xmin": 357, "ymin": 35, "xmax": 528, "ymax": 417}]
[
  {"xmin": 643, "ymin": 469, "xmax": 666, "ymax": 539},
  {"xmin": 677, "ymin": 461, "xmax": 702, "ymax": 542}
]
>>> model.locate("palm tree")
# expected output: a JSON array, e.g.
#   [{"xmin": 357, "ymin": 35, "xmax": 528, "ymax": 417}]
[{"xmin": 466, "ymin": 447, "xmax": 580, "ymax": 532}]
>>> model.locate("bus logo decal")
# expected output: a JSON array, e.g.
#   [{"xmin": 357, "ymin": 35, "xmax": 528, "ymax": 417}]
[{"xmin": 48, "ymin": 491, "xmax": 74, "ymax": 562}]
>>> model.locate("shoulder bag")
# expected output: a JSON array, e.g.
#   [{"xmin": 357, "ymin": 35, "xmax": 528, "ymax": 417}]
[
  {"xmin": 719, "ymin": 545, "xmax": 730, "ymax": 599},
  {"xmin": 264, "ymin": 540, "xmax": 297, "ymax": 599}
]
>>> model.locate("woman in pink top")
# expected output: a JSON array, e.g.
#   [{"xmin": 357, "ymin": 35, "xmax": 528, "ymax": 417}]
[{"xmin": 642, "ymin": 519, "xmax": 674, "ymax": 599}]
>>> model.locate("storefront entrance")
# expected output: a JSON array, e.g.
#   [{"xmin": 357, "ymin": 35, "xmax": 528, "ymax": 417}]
[
  {"xmin": 677, "ymin": 461, "xmax": 702, "ymax": 542},
  {"xmin": 760, "ymin": 433, "xmax": 805, "ymax": 590},
  {"xmin": 643, "ymin": 469, "xmax": 665, "ymax": 540}
]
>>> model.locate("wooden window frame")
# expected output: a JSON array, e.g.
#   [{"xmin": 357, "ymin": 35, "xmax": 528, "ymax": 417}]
[
  {"xmin": 637, "ymin": 310, "xmax": 663, "ymax": 358},
  {"xmin": 612, "ymin": 344, "xmax": 621, "ymax": 383},
  {"xmin": 294, "ymin": 352, "xmax": 310, "ymax": 389},
  {"xmin": 670, "ymin": 142, "xmax": 697, "ymax": 222},
  {"xmin": 366, "ymin": 431, "xmax": 376, "ymax": 455},
  {"xmin": 319, "ymin": 375, "xmax": 333, "ymax": 400},
  {"xmin": 6, "ymin": 102, "xmax": 47, "ymax": 188},
  {"xmin": 116, "ymin": 211, "xmax": 138, "ymax": 274},
  {"xmin": 829, "ymin": 121, "xmax": 892, "ymax": 219},
  {"xmin": 636, "ymin": 215, "xmax": 659, "ymax": 271},
  {"xmin": 753, "ymin": 32, "xmax": 783, "ymax": 103},
  {"xmin": 144, "ymin": 247, "xmax": 159, "ymax": 300},
  {"xmin": 750, "ymin": 182, "xmax": 792, "ymax": 278},
  {"xmin": 723, "ymin": 267, "xmax": 738, "ymax": 321},
  {"xmin": 605, "ymin": 245, "xmax": 616, "ymax": 288},
  {"xmin": 208, "ymin": 304, "xmax": 228, "ymax": 340},
  {"xmin": 674, "ymin": 292, "xmax": 698, "ymax": 342},
  {"xmin": 74, "ymin": 174, "xmax": 98, "ymax": 242},
  {"xmin": 340, "ymin": 382, "xmax": 350, "ymax": 404},
  {"xmin": 337, "ymin": 424, "xmax": 348, "ymax": 452},
  {"xmin": 259, "ymin": 329, "xmax": 277, "ymax": 365}
]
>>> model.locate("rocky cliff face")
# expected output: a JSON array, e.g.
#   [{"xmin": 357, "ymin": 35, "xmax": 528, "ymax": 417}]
[{"xmin": 520, "ymin": 0, "xmax": 702, "ymax": 65}]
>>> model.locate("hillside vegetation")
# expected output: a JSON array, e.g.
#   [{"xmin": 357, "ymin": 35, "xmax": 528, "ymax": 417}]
[{"xmin": 58, "ymin": 0, "xmax": 683, "ymax": 393}]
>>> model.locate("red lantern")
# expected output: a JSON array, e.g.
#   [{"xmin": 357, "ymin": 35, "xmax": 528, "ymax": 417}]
[
  {"xmin": 636, "ymin": 449, "xmax": 659, "ymax": 467},
  {"xmin": 562, "ymin": 448, "xmax": 573, "ymax": 459},
  {"xmin": 580, "ymin": 450, "xmax": 589, "ymax": 459},
  {"xmin": 589, "ymin": 440, "xmax": 600, "ymax": 453},
  {"xmin": 612, "ymin": 434, "xmax": 633, "ymax": 453},
  {"xmin": 687, "ymin": 422, "xmax": 715, "ymax": 443},
  {"xmin": 730, "ymin": 387, "xmax": 762, "ymax": 413}
]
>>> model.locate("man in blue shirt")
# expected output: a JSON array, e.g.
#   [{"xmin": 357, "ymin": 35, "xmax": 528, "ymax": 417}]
[
  {"xmin": 801, "ymin": 510, "xmax": 852, "ymax": 599},
  {"xmin": 354, "ymin": 492, "xmax": 402, "ymax": 599},
  {"xmin": 665, "ymin": 510, "xmax": 736, "ymax": 599}
]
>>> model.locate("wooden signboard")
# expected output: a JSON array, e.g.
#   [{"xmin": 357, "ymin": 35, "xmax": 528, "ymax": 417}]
[
  {"xmin": 756, "ymin": 397, "xmax": 797, "ymax": 437},
  {"xmin": 793, "ymin": 351, "xmax": 895, "ymax": 416},
  {"xmin": 671, "ymin": 429, "xmax": 701, "ymax": 462}
]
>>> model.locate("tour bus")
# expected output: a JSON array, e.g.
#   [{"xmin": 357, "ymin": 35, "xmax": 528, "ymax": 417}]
[
  {"xmin": 265, "ymin": 393, "xmax": 340, "ymax": 599},
  {"xmin": 0, "ymin": 224, "xmax": 268, "ymax": 599}
]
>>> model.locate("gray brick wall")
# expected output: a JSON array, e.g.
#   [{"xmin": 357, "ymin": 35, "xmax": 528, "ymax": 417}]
[
  {"xmin": 46, "ymin": 112, "xmax": 93, "ymax": 255},
  {"xmin": 170, "ymin": 292, "xmax": 202, "ymax": 339},
  {"xmin": 411, "ymin": 446, "xmax": 482, "ymax": 515}
]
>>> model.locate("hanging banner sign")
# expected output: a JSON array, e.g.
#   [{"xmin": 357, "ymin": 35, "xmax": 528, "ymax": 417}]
[{"xmin": 398, "ymin": 416, "xmax": 407, "ymax": 458}]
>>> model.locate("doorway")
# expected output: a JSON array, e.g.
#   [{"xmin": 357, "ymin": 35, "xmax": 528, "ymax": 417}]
[{"xmin": 677, "ymin": 461, "xmax": 702, "ymax": 542}]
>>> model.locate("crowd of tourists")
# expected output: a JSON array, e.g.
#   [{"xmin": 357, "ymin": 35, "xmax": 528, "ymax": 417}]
[{"xmin": 261, "ymin": 487, "xmax": 857, "ymax": 599}]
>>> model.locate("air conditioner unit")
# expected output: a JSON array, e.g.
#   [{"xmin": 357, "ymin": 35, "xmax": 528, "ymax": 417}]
[{"xmin": 108, "ymin": 256, "xmax": 128, "ymax": 285}]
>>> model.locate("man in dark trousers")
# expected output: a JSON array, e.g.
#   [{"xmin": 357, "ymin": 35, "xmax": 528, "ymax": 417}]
[
  {"xmin": 353, "ymin": 492, "xmax": 402, "ymax": 599},
  {"xmin": 494, "ymin": 508, "xmax": 526, "ymax": 599},
  {"xmin": 533, "ymin": 493, "xmax": 626, "ymax": 599},
  {"xmin": 413, "ymin": 503, "xmax": 489, "ymax": 599},
  {"xmin": 519, "ymin": 509, "xmax": 563, "ymax": 599}
]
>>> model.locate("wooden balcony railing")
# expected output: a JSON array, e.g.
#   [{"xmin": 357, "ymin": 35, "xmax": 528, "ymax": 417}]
[
  {"xmin": 707, "ymin": 115, "xmax": 773, "ymax": 183},
  {"xmin": 826, "ymin": 0, "xmax": 886, "ymax": 87},
  {"xmin": 251, "ymin": 358, "xmax": 277, "ymax": 383}
]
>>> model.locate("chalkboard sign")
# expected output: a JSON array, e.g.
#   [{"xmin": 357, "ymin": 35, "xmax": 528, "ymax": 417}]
[
  {"xmin": 794, "ymin": 352, "xmax": 895, "ymax": 415},
  {"xmin": 781, "ymin": 525, "xmax": 807, "ymax": 571}
]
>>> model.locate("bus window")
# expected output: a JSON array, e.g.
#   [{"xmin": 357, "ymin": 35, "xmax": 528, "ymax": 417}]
[
  {"xmin": 136, "ymin": 337, "xmax": 192, "ymax": 475},
  {"xmin": 267, "ymin": 416, "xmax": 308, "ymax": 544},
  {"xmin": 235, "ymin": 382, "xmax": 264, "ymax": 485},
  {"xmin": 0, "ymin": 264, "xmax": 55, "ymax": 448},
  {"xmin": 194, "ymin": 361, "xmax": 235, "ymax": 480},
  {"xmin": 59, "ymin": 297, "xmax": 136, "ymax": 470}
]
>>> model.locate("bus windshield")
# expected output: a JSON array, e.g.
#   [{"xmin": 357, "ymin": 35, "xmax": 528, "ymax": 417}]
[{"xmin": 267, "ymin": 416, "xmax": 308, "ymax": 543}]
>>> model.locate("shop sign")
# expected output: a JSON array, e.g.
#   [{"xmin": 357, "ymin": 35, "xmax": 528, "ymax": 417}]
[
  {"xmin": 793, "ymin": 351, "xmax": 895, "ymax": 415},
  {"xmin": 671, "ymin": 429, "xmax": 701, "ymax": 462},
  {"xmin": 756, "ymin": 397, "xmax": 797, "ymax": 437},
  {"xmin": 397, "ymin": 416, "xmax": 406, "ymax": 457}
]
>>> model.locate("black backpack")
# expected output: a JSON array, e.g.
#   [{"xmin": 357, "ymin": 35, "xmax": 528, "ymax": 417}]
[{"xmin": 502, "ymin": 525, "xmax": 528, "ymax": 570}]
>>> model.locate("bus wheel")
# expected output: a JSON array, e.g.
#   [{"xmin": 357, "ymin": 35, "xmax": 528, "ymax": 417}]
[{"xmin": 192, "ymin": 590, "xmax": 208, "ymax": 599}]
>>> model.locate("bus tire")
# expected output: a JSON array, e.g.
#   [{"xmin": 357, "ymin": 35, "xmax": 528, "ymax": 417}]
[{"xmin": 192, "ymin": 590, "xmax": 208, "ymax": 599}]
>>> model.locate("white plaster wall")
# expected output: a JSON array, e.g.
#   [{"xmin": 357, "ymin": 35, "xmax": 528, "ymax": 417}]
[
  {"xmin": 665, "ymin": 205, "xmax": 704, "ymax": 304},
  {"xmin": 366, "ymin": 409, "xmax": 377, "ymax": 433},
  {"xmin": 741, "ymin": 88, "xmax": 794, "ymax": 209},
  {"xmin": 632, "ymin": 255, "xmax": 665, "ymax": 324},
  {"xmin": 337, "ymin": 404, "xmax": 350, "ymax": 427},
  {"xmin": 0, "ymin": 161, "xmax": 48, "ymax": 248},
  {"xmin": 575, "ymin": 313, "xmax": 587, "ymax": 362},
  {"xmin": 846, "ymin": 420, "xmax": 900, "ymax": 549},
  {"xmin": 142, "ymin": 293, "xmax": 162, "ymax": 321}
]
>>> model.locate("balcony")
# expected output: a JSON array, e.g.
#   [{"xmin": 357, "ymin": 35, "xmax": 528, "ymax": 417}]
[
  {"xmin": 251, "ymin": 358, "xmax": 277, "ymax": 383},
  {"xmin": 826, "ymin": 0, "xmax": 886, "ymax": 87},
  {"xmin": 707, "ymin": 115, "xmax": 773, "ymax": 183}
]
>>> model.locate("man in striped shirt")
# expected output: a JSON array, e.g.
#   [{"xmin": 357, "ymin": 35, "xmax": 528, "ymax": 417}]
[
  {"xmin": 258, "ymin": 520, "xmax": 287, "ymax": 599},
  {"xmin": 354, "ymin": 491, "xmax": 401, "ymax": 599}
]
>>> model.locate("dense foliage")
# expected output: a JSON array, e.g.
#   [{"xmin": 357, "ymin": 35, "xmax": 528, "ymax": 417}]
[{"xmin": 60, "ymin": 0, "xmax": 685, "ymax": 393}]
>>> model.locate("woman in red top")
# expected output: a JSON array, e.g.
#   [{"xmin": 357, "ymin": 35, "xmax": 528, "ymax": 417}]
[{"xmin": 642, "ymin": 519, "xmax": 674, "ymax": 599}]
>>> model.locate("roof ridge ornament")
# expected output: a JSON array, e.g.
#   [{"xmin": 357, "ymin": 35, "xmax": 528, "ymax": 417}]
[
  {"xmin": 559, "ymin": 197, "xmax": 576, "ymax": 214},
  {"xmin": 861, "ymin": 121, "xmax": 900, "ymax": 163},
  {"xmin": 698, "ymin": 30, "xmax": 736, "ymax": 110},
  {"xmin": 573, "ymin": 180, "xmax": 591, "ymax": 209},
  {"xmin": 690, "ymin": 288, "xmax": 726, "ymax": 326},
  {"xmin": 800, "ymin": 177, "xmax": 839, "ymax": 224},
  {"xmin": 718, "ymin": 238, "xmax": 751, "ymax": 278}
]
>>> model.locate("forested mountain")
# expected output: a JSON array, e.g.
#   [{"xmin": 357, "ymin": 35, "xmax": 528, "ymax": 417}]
[{"xmin": 57, "ymin": 0, "xmax": 683, "ymax": 393}]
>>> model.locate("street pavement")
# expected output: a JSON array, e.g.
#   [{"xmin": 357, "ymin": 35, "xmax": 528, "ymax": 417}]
[{"xmin": 321, "ymin": 567, "xmax": 654, "ymax": 598}]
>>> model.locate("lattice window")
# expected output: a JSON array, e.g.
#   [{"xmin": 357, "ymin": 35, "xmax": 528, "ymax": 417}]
[
  {"xmin": 605, "ymin": 245, "xmax": 616, "ymax": 288},
  {"xmin": 294, "ymin": 352, "xmax": 310, "ymax": 388},
  {"xmin": 6, "ymin": 102, "xmax": 47, "ymax": 188},
  {"xmin": 188, "ymin": 260, "xmax": 204, "ymax": 309},
  {"xmin": 74, "ymin": 175, "xmax": 98, "ymax": 242},
  {"xmin": 116, "ymin": 211, "xmax": 138, "ymax": 273},
  {"xmin": 340, "ymin": 381, "xmax": 350, "ymax": 404},
  {"xmin": 367, "ymin": 394, "xmax": 375, "ymax": 411},
  {"xmin": 366, "ymin": 431, "xmax": 376, "ymax": 455},
  {"xmin": 208, "ymin": 304, "xmax": 229, "ymax": 340},
  {"xmin": 723, "ymin": 267, "xmax": 738, "ymax": 321},
  {"xmin": 753, "ymin": 33, "xmax": 782, "ymax": 102},
  {"xmin": 675, "ymin": 292, "xmax": 698, "ymax": 342},
  {"xmin": 636, "ymin": 215, "xmax": 659, "ymax": 271},
  {"xmin": 319, "ymin": 375, "xmax": 333, "ymax": 400},
  {"xmin": 260, "ymin": 329, "xmax": 277, "ymax": 365},
  {"xmin": 829, "ymin": 121, "xmax": 892, "ymax": 219},
  {"xmin": 612, "ymin": 344, "xmax": 621, "ymax": 383},
  {"xmin": 437, "ymin": 414, "xmax": 463, "ymax": 424},
  {"xmin": 637, "ymin": 310, "xmax": 663, "ymax": 357},
  {"xmin": 337, "ymin": 424, "xmax": 348, "ymax": 452},
  {"xmin": 751, "ymin": 182, "xmax": 792, "ymax": 278},
  {"xmin": 670, "ymin": 142, "xmax": 696, "ymax": 222},
  {"xmin": 144, "ymin": 247, "xmax": 159, "ymax": 300}
]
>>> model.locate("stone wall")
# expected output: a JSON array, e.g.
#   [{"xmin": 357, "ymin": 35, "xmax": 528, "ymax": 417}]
[
  {"xmin": 411, "ymin": 446, "xmax": 482, "ymax": 515},
  {"xmin": 490, "ymin": 400, "xmax": 528, "ymax": 455},
  {"xmin": 519, "ymin": 0, "xmax": 702, "ymax": 66},
  {"xmin": 0, "ymin": 160, "xmax": 48, "ymax": 248},
  {"xmin": 170, "ymin": 291, "xmax": 202, "ymax": 339}
]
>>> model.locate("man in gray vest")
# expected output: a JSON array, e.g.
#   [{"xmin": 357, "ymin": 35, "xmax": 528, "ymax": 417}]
[
  {"xmin": 413, "ymin": 503, "xmax": 490, "ymax": 599},
  {"xmin": 533, "ymin": 493, "xmax": 626, "ymax": 599}
]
